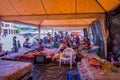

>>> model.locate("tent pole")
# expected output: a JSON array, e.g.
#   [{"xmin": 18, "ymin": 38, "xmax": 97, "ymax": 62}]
[
  {"xmin": 38, "ymin": 20, "xmax": 44, "ymax": 41},
  {"xmin": 87, "ymin": 26, "xmax": 90, "ymax": 38},
  {"xmin": 52, "ymin": 29, "xmax": 54, "ymax": 37},
  {"xmin": 38, "ymin": 26, "xmax": 41, "ymax": 41},
  {"xmin": 99, "ymin": 14, "xmax": 107, "ymax": 58}
]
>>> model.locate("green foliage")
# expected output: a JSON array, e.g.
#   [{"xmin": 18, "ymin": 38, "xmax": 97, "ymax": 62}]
[{"xmin": 13, "ymin": 26, "xmax": 21, "ymax": 33}]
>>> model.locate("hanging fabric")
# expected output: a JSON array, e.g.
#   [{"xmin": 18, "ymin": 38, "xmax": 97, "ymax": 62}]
[
  {"xmin": 94, "ymin": 21, "xmax": 105, "ymax": 58},
  {"xmin": 90, "ymin": 21, "xmax": 105, "ymax": 58},
  {"xmin": 83, "ymin": 28, "xmax": 88, "ymax": 39},
  {"xmin": 90, "ymin": 24, "xmax": 97, "ymax": 45},
  {"xmin": 106, "ymin": 6, "xmax": 120, "ymax": 54}
]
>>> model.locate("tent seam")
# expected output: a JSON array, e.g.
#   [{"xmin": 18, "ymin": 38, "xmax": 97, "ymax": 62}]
[
  {"xmin": 8, "ymin": 0, "xmax": 21, "ymax": 15},
  {"xmin": 95, "ymin": 0, "xmax": 107, "ymax": 13}
]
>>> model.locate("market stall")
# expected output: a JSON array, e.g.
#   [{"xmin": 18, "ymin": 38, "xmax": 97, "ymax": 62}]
[
  {"xmin": 1, "ymin": 47, "xmax": 35, "ymax": 60},
  {"xmin": 77, "ymin": 50, "xmax": 120, "ymax": 80},
  {"xmin": 21, "ymin": 48, "xmax": 56, "ymax": 62}
]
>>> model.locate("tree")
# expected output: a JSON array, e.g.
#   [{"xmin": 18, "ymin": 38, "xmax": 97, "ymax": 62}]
[{"xmin": 13, "ymin": 26, "xmax": 21, "ymax": 33}]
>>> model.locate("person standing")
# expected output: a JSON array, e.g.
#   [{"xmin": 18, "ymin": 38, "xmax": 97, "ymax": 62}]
[
  {"xmin": 12, "ymin": 36, "xmax": 18, "ymax": 52},
  {"xmin": 18, "ymin": 40, "xmax": 21, "ymax": 48},
  {"xmin": 47, "ymin": 33, "xmax": 51, "ymax": 43},
  {"xmin": 76, "ymin": 35, "xmax": 80, "ymax": 48}
]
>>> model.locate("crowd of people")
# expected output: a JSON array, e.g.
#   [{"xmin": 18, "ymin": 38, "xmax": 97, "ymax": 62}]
[
  {"xmin": 9, "ymin": 32, "xmax": 119, "ymax": 66},
  {"xmin": 10, "ymin": 32, "xmax": 120, "ymax": 67},
  {"xmin": 42, "ymin": 33, "xmax": 81, "ymax": 49},
  {"xmin": 11, "ymin": 32, "xmax": 82, "ymax": 53},
  {"xmin": 12, "ymin": 36, "xmax": 38, "ymax": 52}
]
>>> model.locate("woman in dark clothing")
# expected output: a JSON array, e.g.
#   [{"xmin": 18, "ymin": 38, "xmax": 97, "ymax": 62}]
[
  {"xmin": 76, "ymin": 36, "xmax": 80, "ymax": 48},
  {"xmin": 12, "ymin": 36, "xmax": 18, "ymax": 52}
]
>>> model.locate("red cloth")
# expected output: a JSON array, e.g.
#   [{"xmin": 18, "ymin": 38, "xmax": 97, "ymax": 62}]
[
  {"xmin": 46, "ymin": 56, "xmax": 52, "ymax": 62},
  {"xmin": 22, "ymin": 55, "xmax": 34, "ymax": 60}
]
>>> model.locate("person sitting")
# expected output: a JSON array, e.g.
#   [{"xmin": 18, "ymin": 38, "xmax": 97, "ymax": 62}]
[
  {"xmin": 76, "ymin": 35, "xmax": 80, "ymax": 48},
  {"xmin": 53, "ymin": 39, "xmax": 59, "ymax": 48},
  {"xmin": 78, "ymin": 41, "xmax": 89, "ymax": 51},
  {"xmin": 88, "ymin": 45, "xmax": 99, "ymax": 53},
  {"xmin": 83, "ymin": 38, "xmax": 91, "ymax": 49},
  {"xmin": 23, "ymin": 38, "xmax": 31, "ymax": 48},
  {"xmin": 35, "ymin": 38, "xmax": 40, "ymax": 46},
  {"xmin": 47, "ymin": 33, "xmax": 51, "ymax": 43},
  {"xmin": 53, "ymin": 41, "xmax": 68, "ymax": 61},
  {"xmin": 53, "ymin": 41, "xmax": 68, "ymax": 56},
  {"xmin": 38, "ymin": 43, "xmax": 44, "ymax": 51},
  {"xmin": 43, "ymin": 37, "xmax": 48, "ymax": 44}
]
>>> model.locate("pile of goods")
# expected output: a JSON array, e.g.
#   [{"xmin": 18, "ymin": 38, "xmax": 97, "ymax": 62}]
[
  {"xmin": 21, "ymin": 51, "xmax": 44, "ymax": 60},
  {"xmin": 78, "ymin": 45, "xmax": 120, "ymax": 80},
  {"xmin": 21, "ymin": 51, "xmax": 54, "ymax": 60},
  {"xmin": 88, "ymin": 55, "xmax": 118, "ymax": 73},
  {"xmin": 55, "ymin": 52, "xmax": 72, "ymax": 60}
]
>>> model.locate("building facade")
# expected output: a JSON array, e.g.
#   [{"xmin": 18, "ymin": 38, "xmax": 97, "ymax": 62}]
[{"xmin": 1, "ymin": 22, "xmax": 17, "ymax": 37}]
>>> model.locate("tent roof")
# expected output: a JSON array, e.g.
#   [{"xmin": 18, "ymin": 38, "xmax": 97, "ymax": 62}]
[{"xmin": 0, "ymin": 0, "xmax": 120, "ymax": 29}]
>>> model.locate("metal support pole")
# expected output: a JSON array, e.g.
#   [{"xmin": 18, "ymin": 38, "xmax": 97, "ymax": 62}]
[
  {"xmin": 52, "ymin": 29, "xmax": 54, "ymax": 36},
  {"xmin": 38, "ymin": 26, "xmax": 41, "ymax": 41},
  {"xmin": 87, "ymin": 26, "xmax": 90, "ymax": 38},
  {"xmin": 99, "ymin": 14, "xmax": 107, "ymax": 58}
]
